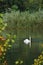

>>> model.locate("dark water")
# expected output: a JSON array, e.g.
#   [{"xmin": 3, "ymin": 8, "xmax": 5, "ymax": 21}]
[
  {"xmin": 5, "ymin": 37, "xmax": 43, "ymax": 65},
  {"xmin": 32, "ymin": 38, "xmax": 43, "ymax": 42},
  {"xmin": 14, "ymin": 38, "xmax": 43, "ymax": 65}
]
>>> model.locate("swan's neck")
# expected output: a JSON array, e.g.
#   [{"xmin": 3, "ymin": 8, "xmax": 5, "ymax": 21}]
[
  {"xmin": 29, "ymin": 36, "xmax": 31, "ymax": 48},
  {"xmin": 29, "ymin": 37, "xmax": 31, "ymax": 41}
]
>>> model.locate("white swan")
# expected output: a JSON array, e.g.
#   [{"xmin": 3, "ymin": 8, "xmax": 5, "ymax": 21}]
[{"xmin": 24, "ymin": 37, "xmax": 31, "ymax": 48}]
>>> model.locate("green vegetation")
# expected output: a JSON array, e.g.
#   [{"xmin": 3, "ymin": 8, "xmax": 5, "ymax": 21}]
[
  {"xmin": 2, "ymin": 10, "xmax": 43, "ymax": 65},
  {"xmin": 3, "ymin": 10, "xmax": 43, "ymax": 38},
  {"xmin": 32, "ymin": 52, "xmax": 43, "ymax": 65},
  {"xmin": 0, "ymin": 13, "xmax": 16, "ymax": 65},
  {"xmin": 0, "ymin": 0, "xmax": 43, "ymax": 65},
  {"xmin": 0, "ymin": 0, "xmax": 43, "ymax": 12}
]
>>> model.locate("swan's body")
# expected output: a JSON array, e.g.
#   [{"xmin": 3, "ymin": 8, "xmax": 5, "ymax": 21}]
[
  {"xmin": 24, "ymin": 37, "xmax": 31, "ymax": 48},
  {"xmin": 24, "ymin": 39, "xmax": 31, "ymax": 44}
]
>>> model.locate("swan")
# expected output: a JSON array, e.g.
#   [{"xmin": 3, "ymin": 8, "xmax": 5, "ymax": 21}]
[{"xmin": 24, "ymin": 37, "xmax": 31, "ymax": 48}]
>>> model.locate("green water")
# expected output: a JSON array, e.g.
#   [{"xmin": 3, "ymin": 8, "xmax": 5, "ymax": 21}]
[
  {"xmin": 6, "ymin": 33, "xmax": 43, "ymax": 65},
  {"xmin": 5, "ymin": 26, "xmax": 43, "ymax": 65}
]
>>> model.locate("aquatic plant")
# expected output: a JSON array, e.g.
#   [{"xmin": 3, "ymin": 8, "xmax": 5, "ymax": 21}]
[{"xmin": 32, "ymin": 51, "xmax": 43, "ymax": 65}]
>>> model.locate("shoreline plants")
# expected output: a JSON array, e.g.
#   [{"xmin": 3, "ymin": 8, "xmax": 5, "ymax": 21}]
[
  {"xmin": 0, "ymin": 13, "xmax": 16, "ymax": 65},
  {"xmin": 32, "ymin": 51, "xmax": 43, "ymax": 65}
]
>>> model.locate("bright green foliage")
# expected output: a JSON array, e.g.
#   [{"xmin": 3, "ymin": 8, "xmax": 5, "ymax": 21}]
[
  {"xmin": 32, "ymin": 51, "xmax": 43, "ymax": 65},
  {"xmin": 0, "ymin": 13, "xmax": 16, "ymax": 65},
  {"xmin": 15, "ymin": 60, "xmax": 23, "ymax": 65},
  {"xmin": 0, "ymin": 14, "xmax": 7, "ymax": 33}
]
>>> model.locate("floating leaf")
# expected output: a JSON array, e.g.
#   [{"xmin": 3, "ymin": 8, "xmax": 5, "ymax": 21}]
[
  {"xmin": 20, "ymin": 61, "xmax": 23, "ymax": 64},
  {"xmin": 15, "ymin": 61, "xmax": 19, "ymax": 64}
]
